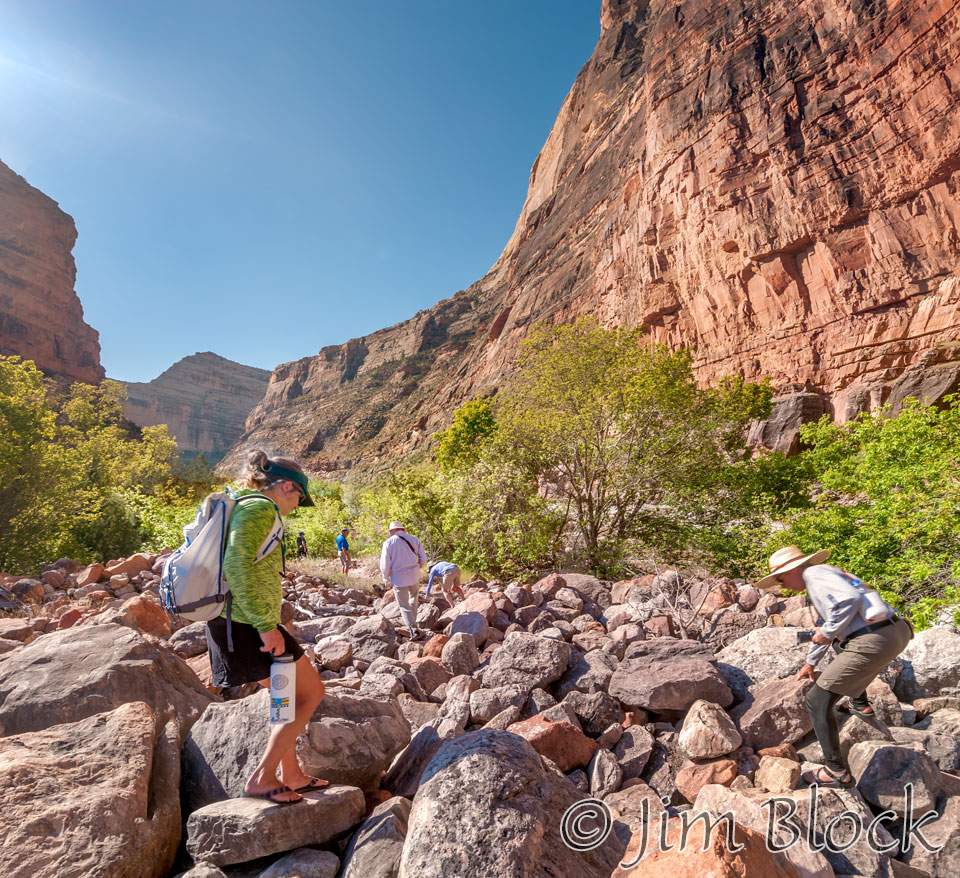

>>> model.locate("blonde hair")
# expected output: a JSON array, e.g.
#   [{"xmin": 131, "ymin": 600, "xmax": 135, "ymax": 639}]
[{"xmin": 237, "ymin": 449, "xmax": 307, "ymax": 491}]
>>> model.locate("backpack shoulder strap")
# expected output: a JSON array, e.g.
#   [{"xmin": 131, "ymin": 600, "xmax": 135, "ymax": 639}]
[{"xmin": 398, "ymin": 533, "xmax": 420, "ymax": 559}]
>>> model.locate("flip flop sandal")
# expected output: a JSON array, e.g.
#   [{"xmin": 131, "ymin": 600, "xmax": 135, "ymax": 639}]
[
  {"xmin": 243, "ymin": 785, "xmax": 303, "ymax": 804},
  {"xmin": 837, "ymin": 701, "xmax": 876, "ymax": 720},
  {"xmin": 802, "ymin": 767, "xmax": 854, "ymax": 788},
  {"xmin": 292, "ymin": 777, "xmax": 330, "ymax": 792}
]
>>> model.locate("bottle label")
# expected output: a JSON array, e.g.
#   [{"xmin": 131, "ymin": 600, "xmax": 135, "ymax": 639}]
[{"xmin": 270, "ymin": 697, "xmax": 290, "ymax": 722}]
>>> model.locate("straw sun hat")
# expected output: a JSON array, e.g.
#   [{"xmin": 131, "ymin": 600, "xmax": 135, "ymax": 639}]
[{"xmin": 755, "ymin": 545, "xmax": 830, "ymax": 589}]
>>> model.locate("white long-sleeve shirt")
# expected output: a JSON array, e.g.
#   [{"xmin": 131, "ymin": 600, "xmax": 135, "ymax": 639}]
[
  {"xmin": 380, "ymin": 532, "xmax": 426, "ymax": 589},
  {"xmin": 802, "ymin": 564, "xmax": 883, "ymax": 666}
]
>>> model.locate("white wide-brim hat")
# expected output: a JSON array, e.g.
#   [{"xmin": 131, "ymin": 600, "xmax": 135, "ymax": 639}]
[
  {"xmin": 756, "ymin": 545, "xmax": 830, "ymax": 589},
  {"xmin": 388, "ymin": 521, "xmax": 406, "ymax": 532}
]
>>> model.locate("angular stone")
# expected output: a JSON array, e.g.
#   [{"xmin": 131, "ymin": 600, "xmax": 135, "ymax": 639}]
[
  {"xmin": 0, "ymin": 622, "xmax": 213, "ymax": 741},
  {"xmin": 554, "ymin": 649, "xmax": 618, "ymax": 698},
  {"xmin": 754, "ymin": 755, "xmax": 802, "ymax": 793},
  {"xmin": 613, "ymin": 725, "xmax": 655, "ymax": 780},
  {"xmin": 588, "ymin": 747, "xmax": 623, "ymax": 798},
  {"xmin": 399, "ymin": 730, "xmax": 623, "ymax": 877},
  {"xmin": 0, "ymin": 702, "xmax": 180, "ymax": 878},
  {"xmin": 506, "ymin": 715, "xmax": 597, "ymax": 772},
  {"xmin": 449, "ymin": 611, "xmax": 489, "ymax": 643},
  {"xmin": 847, "ymin": 740, "xmax": 941, "ymax": 815},
  {"xmin": 731, "ymin": 676, "xmax": 814, "ymax": 750},
  {"xmin": 185, "ymin": 785, "xmax": 365, "ymax": 866},
  {"xmin": 675, "ymin": 758, "xmax": 738, "ymax": 803},
  {"xmin": 481, "ymin": 632, "xmax": 572, "ymax": 691},
  {"xmin": 890, "ymin": 726, "xmax": 960, "ymax": 773},
  {"xmin": 168, "ymin": 620, "xmax": 210, "ymax": 659},
  {"xmin": 121, "ymin": 594, "xmax": 173, "ymax": 638},
  {"xmin": 259, "ymin": 849, "xmax": 340, "ymax": 878},
  {"xmin": 562, "ymin": 690, "xmax": 625, "ymax": 738},
  {"xmin": 608, "ymin": 657, "xmax": 732, "ymax": 713},
  {"xmin": 715, "ymin": 627, "xmax": 812, "ymax": 702},
  {"xmin": 405, "ymin": 657, "xmax": 452, "ymax": 696},
  {"xmin": 314, "ymin": 634, "xmax": 354, "ymax": 672},
  {"xmin": 678, "ymin": 699, "xmax": 742, "ymax": 759},
  {"xmin": 440, "ymin": 632, "xmax": 479, "ymax": 676},
  {"xmin": 345, "ymin": 615, "xmax": 397, "ymax": 664},
  {"xmin": 897, "ymin": 627, "xmax": 960, "ymax": 700},
  {"xmin": 342, "ymin": 795, "xmax": 411, "ymax": 878},
  {"xmin": 901, "ymin": 793, "xmax": 960, "ymax": 877},
  {"xmin": 468, "ymin": 686, "xmax": 526, "ymax": 725}
]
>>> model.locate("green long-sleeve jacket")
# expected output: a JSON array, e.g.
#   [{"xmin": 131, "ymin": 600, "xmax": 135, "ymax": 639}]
[{"xmin": 221, "ymin": 491, "xmax": 284, "ymax": 633}]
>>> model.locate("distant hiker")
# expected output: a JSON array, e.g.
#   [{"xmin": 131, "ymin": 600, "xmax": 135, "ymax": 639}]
[
  {"xmin": 380, "ymin": 521, "xmax": 426, "ymax": 639},
  {"xmin": 427, "ymin": 560, "xmax": 465, "ymax": 607},
  {"xmin": 336, "ymin": 527, "xmax": 351, "ymax": 576},
  {"xmin": 757, "ymin": 545, "xmax": 912, "ymax": 788},
  {"xmin": 207, "ymin": 449, "xmax": 327, "ymax": 804},
  {"xmin": 296, "ymin": 531, "xmax": 308, "ymax": 558}
]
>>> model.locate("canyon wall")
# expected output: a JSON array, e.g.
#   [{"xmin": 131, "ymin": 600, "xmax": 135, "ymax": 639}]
[
  {"xmin": 123, "ymin": 353, "xmax": 270, "ymax": 462},
  {"xmin": 222, "ymin": 0, "xmax": 960, "ymax": 474},
  {"xmin": 0, "ymin": 159, "xmax": 103, "ymax": 384}
]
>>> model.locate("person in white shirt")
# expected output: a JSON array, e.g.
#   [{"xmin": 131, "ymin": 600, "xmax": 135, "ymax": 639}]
[
  {"xmin": 380, "ymin": 521, "xmax": 427, "ymax": 639},
  {"xmin": 757, "ymin": 545, "xmax": 912, "ymax": 788}
]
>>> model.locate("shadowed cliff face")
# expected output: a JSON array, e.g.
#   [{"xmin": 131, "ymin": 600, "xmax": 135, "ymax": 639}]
[
  {"xmin": 0, "ymin": 159, "xmax": 104, "ymax": 385},
  {"xmin": 222, "ymin": 0, "xmax": 960, "ymax": 475},
  {"xmin": 123, "ymin": 353, "xmax": 271, "ymax": 461}
]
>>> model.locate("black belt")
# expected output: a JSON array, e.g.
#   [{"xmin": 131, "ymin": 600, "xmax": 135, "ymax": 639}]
[{"xmin": 839, "ymin": 615, "xmax": 899, "ymax": 649}]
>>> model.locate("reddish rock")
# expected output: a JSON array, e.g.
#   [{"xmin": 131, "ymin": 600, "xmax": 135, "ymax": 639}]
[
  {"xmin": 674, "ymin": 758, "xmax": 738, "ymax": 803},
  {"xmin": 57, "ymin": 608, "xmax": 82, "ymax": 630},
  {"xmin": 533, "ymin": 573, "xmax": 566, "ymax": 599},
  {"xmin": 421, "ymin": 634, "xmax": 449, "ymax": 658},
  {"xmin": 186, "ymin": 654, "xmax": 216, "ymax": 691},
  {"xmin": 643, "ymin": 615, "xmax": 678, "ymax": 638},
  {"xmin": 75, "ymin": 563, "xmax": 105, "ymax": 588},
  {"xmin": 41, "ymin": 569, "xmax": 65, "ymax": 590},
  {"xmin": 85, "ymin": 590, "xmax": 112, "ymax": 603},
  {"xmin": 105, "ymin": 553, "xmax": 154, "ymax": 580},
  {"xmin": 731, "ymin": 677, "xmax": 814, "ymax": 750},
  {"xmin": 758, "ymin": 743, "xmax": 800, "ymax": 762},
  {"xmin": 121, "ymin": 595, "xmax": 173, "ymax": 638},
  {"xmin": 507, "ymin": 715, "xmax": 597, "ymax": 772},
  {"xmin": 406, "ymin": 657, "xmax": 453, "ymax": 696},
  {"xmin": 0, "ymin": 618, "xmax": 36, "ymax": 643},
  {"xmin": 0, "ymin": 158, "xmax": 103, "ymax": 384}
]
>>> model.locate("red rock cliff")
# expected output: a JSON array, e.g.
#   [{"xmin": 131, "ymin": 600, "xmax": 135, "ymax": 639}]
[
  {"xmin": 222, "ymin": 0, "xmax": 960, "ymax": 474},
  {"xmin": 0, "ymin": 159, "xmax": 103, "ymax": 384}
]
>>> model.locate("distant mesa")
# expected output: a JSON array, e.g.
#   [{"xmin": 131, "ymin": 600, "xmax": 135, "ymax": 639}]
[
  {"xmin": 122, "ymin": 352, "xmax": 271, "ymax": 464},
  {"xmin": 222, "ymin": 0, "xmax": 960, "ymax": 475},
  {"xmin": 0, "ymin": 158, "xmax": 104, "ymax": 385}
]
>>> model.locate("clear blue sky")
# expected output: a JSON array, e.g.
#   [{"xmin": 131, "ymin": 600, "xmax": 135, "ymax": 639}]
[{"xmin": 0, "ymin": 1, "xmax": 599, "ymax": 382}]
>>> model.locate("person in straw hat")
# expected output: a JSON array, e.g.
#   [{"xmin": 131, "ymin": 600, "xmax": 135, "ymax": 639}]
[
  {"xmin": 380, "ymin": 521, "xmax": 427, "ymax": 640},
  {"xmin": 757, "ymin": 545, "xmax": 912, "ymax": 787}
]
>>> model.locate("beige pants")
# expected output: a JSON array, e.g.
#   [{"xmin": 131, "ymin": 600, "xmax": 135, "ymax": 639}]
[
  {"xmin": 817, "ymin": 617, "xmax": 913, "ymax": 697},
  {"xmin": 394, "ymin": 585, "xmax": 420, "ymax": 631}
]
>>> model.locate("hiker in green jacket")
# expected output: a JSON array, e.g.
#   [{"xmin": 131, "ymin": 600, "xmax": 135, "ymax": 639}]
[{"xmin": 205, "ymin": 449, "xmax": 326, "ymax": 804}]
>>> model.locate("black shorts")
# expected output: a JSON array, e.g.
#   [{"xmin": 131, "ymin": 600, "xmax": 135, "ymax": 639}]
[{"xmin": 205, "ymin": 616, "xmax": 305, "ymax": 687}]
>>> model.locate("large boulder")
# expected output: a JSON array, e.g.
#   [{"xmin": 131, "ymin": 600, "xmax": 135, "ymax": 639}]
[
  {"xmin": 0, "ymin": 702, "xmax": 181, "ymax": 878},
  {"xmin": 622, "ymin": 637, "xmax": 714, "ymax": 662},
  {"xmin": 715, "ymin": 627, "xmax": 812, "ymax": 702},
  {"xmin": 181, "ymin": 689, "xmax": 410, "ymax": 812},
  {"xmin": 847, "ymin": 740, "xmax": 941, "ymax": 815},
  {"xmin": 345, "ymin": 615, "xmax": 398, "ymax": 663},
  {"xmin": 398, "ymin": 730, "xmax": 623, "ymax": 878},
  {"xmin": 901, "ymin": 793, "xmax": 960, "ymax": 877},
  {"xmin": 185, "ymin": 785, "xmax": 365, "ymax": 867},
  {"xmin": 891, "ymin": 726, "xmax": 960, "ymax": 772},
  {"xmin": 481, "ymin": 632, "xmax": 572, "ymax": 691},
  {"xmin": 554, "ymin": 650, "xmax": 618, "ymax": 698},
  {"xmin": 730, "ymin": 677, "xmax": 814, "ymax": 750},
  {"xmin": 897, "ymin": 626, "xmax": 960, "ymax": 700},
  {"xmin": 562, "ymin": 690, "xmax": 625, "ymax": 738},
  {"xmin": 439, "ymin": 632, "xmax": 479, "ymax": 676},
  {"xmin": 0, "ymin": 623, "xmax": 214, "ymax": 741},
  {"xmin": 506, "ymin": 715, "xmax": 598, "ymax": 772},
  {"xmin": 342, "ymin": 796, "xmax": 411, "ymax": 878},
  {"xmin": 608, "ymin": 657, "xmax": 732, "ymax": 713},
  {"xmin": 678, "ymin": 699, "xmax": 743, "ymax": 759}
]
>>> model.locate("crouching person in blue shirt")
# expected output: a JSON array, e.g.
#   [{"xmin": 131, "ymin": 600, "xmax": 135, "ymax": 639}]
[{"xmin": 427, "ymin": 560, "xmax": 466, "ymax": 608}]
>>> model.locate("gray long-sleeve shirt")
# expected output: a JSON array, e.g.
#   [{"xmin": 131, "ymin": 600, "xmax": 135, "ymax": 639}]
[
  {"xmin": 802, "ymin": 564, "xmax": 877, "ymax": 666},
  {"xmin": 380, "ymin": 532, "xmax": 426, "ymax": 589}
]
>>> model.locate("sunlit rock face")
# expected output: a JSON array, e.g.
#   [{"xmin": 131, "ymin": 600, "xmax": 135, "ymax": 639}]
[
  {"xmin": 0, "ymin": 158, "xmax": 104, "ymax": 385},
  {"xmin": 123, "ymin": 352, "xmax": 270, "ymax": 461},
  {"xmin": 224, "ymin": 0, "xmax": 960, "ymax": 474}
]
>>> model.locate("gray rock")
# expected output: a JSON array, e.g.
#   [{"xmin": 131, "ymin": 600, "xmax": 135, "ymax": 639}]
[
  {"xmin": 383, "ymin": 717, "xmax": 463, "ymax": 799},
  {"xmin": 346, "ymin": 615, "xmax": 398, "ymax": 663},
  {"xmin": 0, "ymin": 623, "xmax": 214, "ymax": 742},
  {"xmin": 612, "ymin": 725, "xmax": 655, "ymax": 780},
  {"xmin": 677, "ymin": 698, "xmax": 742, "ymax": 759},
  {"xmin": 848, "ymin": 740, "xmax": 941, "ymax": 815},
  {"xmin": 342, "ymin": 796, "xmax": 411, "ymax": 878},
  {"xmin": 902, "ymin": 793, "xmax": 960, "ymax": 877},
  {"xmin": 449, "ymin": 612, "xmax": 488, "ymax": 644},
  {"xmin": 715, "ymin": 626, "xmax": 812, "ymax": 702},
  {"xmin": 440, "ymin": 633, "xmax": 479, "ymax": 676},
  {"xmin": 168, "ymin": 620, "xmax": 210, "ymax": 658},
  {"xmin": 181, "ymin": 690, "xmax": 410, "ymax": 812},
  {"xmin": 897, "ymin": 626, "xmax": 960, "ymax": 700},
  {"xmin": 608, "ymin": 657, "xmax": 732, "ymax": 713},
  {"xmin": 185, "ymin": 785, "xmax": 365, "ymax": 866},
  {"xmin": 398, "ymin": 730, "xmax": 623, "ymax": 877},
  {"xmin": 588, "ymin": 747, "xmax": 622, "ymax": 798},
  {"xmin": 481, "ymin": 632, "xmax": 572, "ymax": 691},
  {"xmin": 891, "ymin": 726, "xmax": 960, "ymax": 772},
  {"xmin": 258, "ymin": 848, "xmax": 339, "ymax": 878},
  {"xmin": 468, "ymin": 686, "xmax": 526, "ymax": 725},
  {"xmin": 554, "ymin": 650, "xmax": 618, "ymax": 698},
  {"xmin": 730, "ymin": 676, "xmax": 814, "ymax": 750},
  {"xmin": 482, "ymin": 704, "xmax": 523, "ymax": 731},
  {"xmin": 622, "ymin": 636, "xmax": 714, "ymax": 663},
  {"xmin": 561, "ymin": 690, "xmax": 625, "ymax": 738}
]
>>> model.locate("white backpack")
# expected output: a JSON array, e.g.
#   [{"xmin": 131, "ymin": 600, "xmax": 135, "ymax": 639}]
[{"xmin": 159, "ymin": 491, "xmax": 284, "ymax": 644}]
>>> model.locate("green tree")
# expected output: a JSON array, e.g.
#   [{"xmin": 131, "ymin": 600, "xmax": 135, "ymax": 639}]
[
  {"xmin": 434, "ymin": 398, "xmax": 497, "ymax": 471},
  {"xmin": 495, "ymin": 318, "xmax": 772, "ymax": 575}
]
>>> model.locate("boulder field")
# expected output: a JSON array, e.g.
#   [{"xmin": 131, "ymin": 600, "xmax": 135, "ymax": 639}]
[{"xmin": 2, "ymin": 557, "xmax": 960, "ymax": 876}]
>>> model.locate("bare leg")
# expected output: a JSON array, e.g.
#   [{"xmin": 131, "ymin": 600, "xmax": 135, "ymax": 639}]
[{"xmin": 245, "ymin": 654, "xmax": 326, "ymax": 800}]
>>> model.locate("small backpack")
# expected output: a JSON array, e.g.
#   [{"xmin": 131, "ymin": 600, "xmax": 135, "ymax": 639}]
[{"xmin": 159, "ymin": 490, "xmax": 283, "ymax": 649}]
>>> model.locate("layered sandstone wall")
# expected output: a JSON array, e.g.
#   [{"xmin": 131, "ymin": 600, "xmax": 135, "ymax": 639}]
[
  {"xmin": 0, "ymin": 159, "xmax": 103, "ymax": 384},
  {"xmin": 223, "ymin": 0, "xmax": 960, "ymax": 473},
  {"xmin": 123, "ymin": 353, "xmax": 270, "ymax": 461}
]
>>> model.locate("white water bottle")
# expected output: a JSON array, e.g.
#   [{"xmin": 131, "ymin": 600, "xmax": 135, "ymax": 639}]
[{"xmin": 269, "ymin": 653, "xmax": 296, "ymax": 724}]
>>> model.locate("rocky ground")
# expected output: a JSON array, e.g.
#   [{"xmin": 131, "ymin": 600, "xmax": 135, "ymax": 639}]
[{"xmin": 2, "ymin": 557, "xmax": 960, "ymax": 877}]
